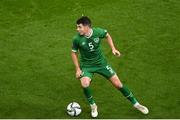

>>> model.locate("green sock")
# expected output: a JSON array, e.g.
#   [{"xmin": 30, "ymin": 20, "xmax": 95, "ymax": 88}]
[
  {"xmin": 83, "ymin": 87, "xmax": 95, "ymax": 105},
  {"xmin": 119, "ymin": 85, "xmax": 138, "ymax": 105}
]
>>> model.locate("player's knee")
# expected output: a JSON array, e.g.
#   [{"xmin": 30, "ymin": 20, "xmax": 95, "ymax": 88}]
[
  {"xmin": 114, "ymin": 81, "xmax": 123, "ymax": 89},
  {"xmin": 110, "ymin": 75, "xmax": 123, "ymax": 89},
  {"xmin": 113, "ymin": 79, "xmax": 123, "ymax": 89},
  {"xmin": 117, "ymin": 80, "xmax": 123, "ymax": 88},
  {"xmin": 81, "ymin": 77, "xmax": 90, "ymax": 88}
]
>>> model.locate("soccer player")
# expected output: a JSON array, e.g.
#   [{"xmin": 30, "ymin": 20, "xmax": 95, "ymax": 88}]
[{"xmin": 71, "ymin": 16, "xmax": 149, "ymax": 118}]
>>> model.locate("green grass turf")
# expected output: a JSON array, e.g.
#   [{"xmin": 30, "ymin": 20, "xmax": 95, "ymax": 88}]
[{"xmin": 0, "ymin": 0, "xmax": 180, "ymax": 118}]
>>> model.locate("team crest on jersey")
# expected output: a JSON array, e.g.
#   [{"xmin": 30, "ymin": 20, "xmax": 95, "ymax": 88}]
[{"xmin": 94, "ymin": 38, "xmax": 99, "ymax": 43}]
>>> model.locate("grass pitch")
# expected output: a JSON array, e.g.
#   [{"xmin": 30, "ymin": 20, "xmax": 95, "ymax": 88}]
[{"xmin": 0, "ymin": 0, "xmax": 179, "ymax": 118}]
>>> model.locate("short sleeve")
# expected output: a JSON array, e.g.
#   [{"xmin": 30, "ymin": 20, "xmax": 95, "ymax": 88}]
[
  {"xmin": 71, "ymin": 38, "xmax": 79, "ymax": 52},
  {"xmin": 97, "ymin": 28, "xmax": 108, "ymax": 38}
]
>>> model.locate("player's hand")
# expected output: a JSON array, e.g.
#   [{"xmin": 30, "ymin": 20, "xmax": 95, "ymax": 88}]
[
  {"xmin": 112, "ymin": 48, "xmax": 121, "ymax": 57},
  {"xmin": 76, "ymin": 68, "xmax": 82, "ymax": 79}
]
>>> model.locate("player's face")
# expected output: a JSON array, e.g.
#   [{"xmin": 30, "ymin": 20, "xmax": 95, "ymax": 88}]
[{"xmin": 76, "ymin": 24, "xmax": 89, "ymax": 35}]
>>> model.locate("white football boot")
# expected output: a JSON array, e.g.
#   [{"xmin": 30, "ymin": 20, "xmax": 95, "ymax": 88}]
[
  {"xmin": 134, "ymin": 102, "xmax": 149, "ymax": 114},
  {"xmin": 90, "ymin": 103, "xmax": 98, "ymax": 118}
]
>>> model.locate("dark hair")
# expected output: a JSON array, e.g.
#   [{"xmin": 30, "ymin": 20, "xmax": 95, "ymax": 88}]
[{"xmin": 76, "ymin": 16, "xmax": 91, "ymax": 27}]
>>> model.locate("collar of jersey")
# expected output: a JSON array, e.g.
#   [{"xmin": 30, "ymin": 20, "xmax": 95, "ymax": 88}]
[{"xmin": 84, "ymin": 28, "xmax": 93, "ymax": 39}]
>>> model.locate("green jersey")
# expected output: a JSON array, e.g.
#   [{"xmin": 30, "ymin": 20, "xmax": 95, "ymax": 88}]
[{"xmin": 72, "ymin": 27, "xmax": 108, "ymax": 67}]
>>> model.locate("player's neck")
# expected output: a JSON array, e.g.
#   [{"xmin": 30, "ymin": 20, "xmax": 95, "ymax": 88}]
[{"xmin": 84, "ymin": 28, "xmax": 93, "ymax": 38}]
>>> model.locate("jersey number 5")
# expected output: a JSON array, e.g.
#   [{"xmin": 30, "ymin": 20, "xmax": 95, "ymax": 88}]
[{"xmin": 88, "ymin": 42, "xmax": 94, "ymax": 51}]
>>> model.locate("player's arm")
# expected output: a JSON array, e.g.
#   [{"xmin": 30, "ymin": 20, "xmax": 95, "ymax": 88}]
[
  {"xmin": 71, "ymin": 51, "xmax": 82, "ymax": 79},
  {"xmin": 71, "ymin": 37, "xmax": 82, "ymax": 79},
  {"xmin": 106, "ymin": 33, "xmax": 121, "ymax": 57}
]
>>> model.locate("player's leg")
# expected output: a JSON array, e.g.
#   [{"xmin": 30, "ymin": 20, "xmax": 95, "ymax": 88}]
[
  {"xmin": 109, "ymin": 74, "xmax": 149, "ymax": 114},
  {"xmin": 96, "ymin": 65, "xmax": 149, "ymax": 114},
  {"xmin": 80, "ymin": 69, "xmax": 98, "ymax": 117},
  {"xmin": 109, "ymin": 74, "xmax": 138, "ymax": 105},
  {"xmin": 80, "ymin": 76, "xmax": 95, "ymax": 105},
  {"xmin": 97, "ymin": 66, "xmax": 138, "ymax": 105}
]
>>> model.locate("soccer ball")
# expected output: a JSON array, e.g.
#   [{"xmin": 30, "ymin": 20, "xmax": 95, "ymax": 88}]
[{"xmin": 67, "ymin": 102, "xmax": 82, "ymax": 116}]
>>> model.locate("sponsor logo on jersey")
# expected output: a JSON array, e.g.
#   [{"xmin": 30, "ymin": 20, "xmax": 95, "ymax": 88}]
[{"xmin": 82, "ymin": 42, "xmax": 86, "ymax": 45}]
